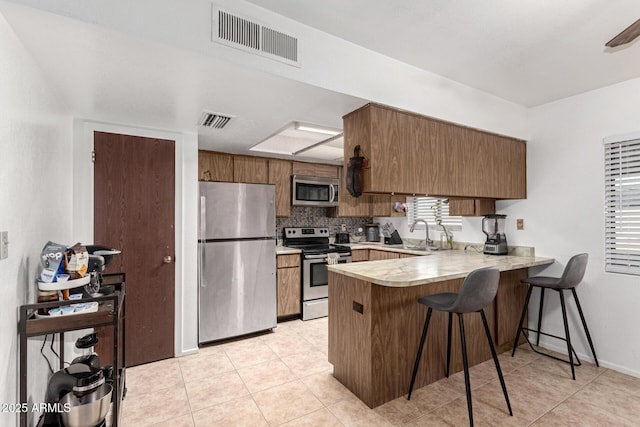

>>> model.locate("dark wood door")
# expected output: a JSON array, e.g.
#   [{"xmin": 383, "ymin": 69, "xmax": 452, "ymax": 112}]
[{"xmin": 94, "ymin": 131, "xmax": 175, "ymax": 367}]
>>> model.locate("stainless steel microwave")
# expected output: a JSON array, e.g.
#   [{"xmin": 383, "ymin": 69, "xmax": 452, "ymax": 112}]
[{"xmin": 291, "ymin": 175, "xmax": 339, "ymax": 207}]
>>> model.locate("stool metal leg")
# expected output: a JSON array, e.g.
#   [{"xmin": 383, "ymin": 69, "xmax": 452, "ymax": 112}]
[
  {"xmin": 408, "ymin": 307, "xmax": 433, "ymax": 400},
  {"xmin": 536, "ymin": 288, "xmax": 545, "ymax": 346},
  {"xmin": 446, "ymin": 312, "xmax": 453, "ymax": 377},
  {"xmin": 512, "ymin": 285, "xmax": 533, "ymax": 357},
  {"xmin": 571, "ymin": 288, "xmax": 599, "ymax": 367},
  {"xmin": 458, "ymin": 313, "xmax": 474, "ymax": 427},
  {"xmin": 558, "ymin": 289, "xmax": 576, "ymax": 380},
  {"xmin": 480, "ymin": 309, "xmax": 513, "ymax": 416}
]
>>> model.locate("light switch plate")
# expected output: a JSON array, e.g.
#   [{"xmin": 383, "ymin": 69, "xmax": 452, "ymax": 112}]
[
  {"xmin": 516, "ymin": 219, "xmax": 524, "ymax": 230},
  {"xmin": 0, "ymin": 231, "xmax": 8, "ymax": 260}
]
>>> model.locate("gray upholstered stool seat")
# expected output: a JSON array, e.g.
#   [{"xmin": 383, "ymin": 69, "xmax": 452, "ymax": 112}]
[
  {"xmin": 512, "ymin": 253, "xmax": 598, "ymax": 380},
  {"xmin": 408, "ymin": 267, "xmax": 512, "ymax": 427}
]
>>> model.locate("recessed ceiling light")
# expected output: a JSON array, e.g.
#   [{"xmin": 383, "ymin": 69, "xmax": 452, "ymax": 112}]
[{"xmin": 294, "ymin": 122, "xmax": 341, "ymax": 136}]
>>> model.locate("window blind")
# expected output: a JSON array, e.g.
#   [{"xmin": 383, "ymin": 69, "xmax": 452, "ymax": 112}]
[
  {"xmin": 406, "ymin": 197, "xmax": 462, "ymax": 231},
  {"xmin": 605, "ymin": 138, "xmax": 640, "ymax": 275}
]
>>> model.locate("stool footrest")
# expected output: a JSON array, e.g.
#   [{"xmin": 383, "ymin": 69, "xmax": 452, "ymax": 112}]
[{"xmin": 521, "ymin": 327, "xmax": 582, "ymax": 367}]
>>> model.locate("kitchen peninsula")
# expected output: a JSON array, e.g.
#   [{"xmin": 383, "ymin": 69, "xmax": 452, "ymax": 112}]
[{"xmin": 327, "ymin": 250, "xmax": 553, "ymax": 408}]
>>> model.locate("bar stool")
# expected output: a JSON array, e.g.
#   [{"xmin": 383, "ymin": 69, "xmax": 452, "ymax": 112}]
[
  {"xmin": 408, "ymin": 266, "xmax": 512, "ymax": 426},
  {"xmin": 511, "ymin": 253, "xmax": 598, "ymax": 380}
]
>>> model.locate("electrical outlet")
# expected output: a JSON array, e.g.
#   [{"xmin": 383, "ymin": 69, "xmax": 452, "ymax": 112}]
[
  {"xmin": 516, "ymin": 219, "xmax": 524, "ymax": 230},
  {"xmin": 0, "ymin": 231, "xmax": 8, "ymax": 260}
]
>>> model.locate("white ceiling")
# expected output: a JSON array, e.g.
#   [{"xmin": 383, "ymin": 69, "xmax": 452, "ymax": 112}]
[
  {"xmin": 3, "ymin": 1, "xmax": 640, "ymax": 162},
  {"xmin": 247, "ymin": 0, "xmax": 640, "ymax": 107}
]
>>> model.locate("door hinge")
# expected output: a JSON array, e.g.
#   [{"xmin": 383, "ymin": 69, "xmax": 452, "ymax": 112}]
[{"xmin": 91, "ymin": 150, "xmax": 95, "ymax": 163}]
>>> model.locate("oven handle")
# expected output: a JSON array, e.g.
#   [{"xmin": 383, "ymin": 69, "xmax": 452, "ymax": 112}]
[{"xmin": 305, "ymin": 254, "xmax": 329, "ymax": 260}]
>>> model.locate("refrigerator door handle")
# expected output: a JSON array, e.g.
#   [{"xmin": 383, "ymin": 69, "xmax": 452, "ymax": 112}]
[{"xmin": 199, "ymin": 196, "xmax": 206, "ymax": 287}]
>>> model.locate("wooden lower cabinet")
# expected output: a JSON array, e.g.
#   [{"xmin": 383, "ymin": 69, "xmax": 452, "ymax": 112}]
[
  {"xmin": 368, "ymin": 249, "xmax": 399, "ymax": 261},
  {"xmin": 351, "ymin": 249, "xmax": 369, "ymax": 262},
  {"xmin": 277, "ymin": 254, "xmax": 301, "ymax": 317},
  {"xmin": 328, "ymin": 269, "xmax": 528, "ymax": 408}
]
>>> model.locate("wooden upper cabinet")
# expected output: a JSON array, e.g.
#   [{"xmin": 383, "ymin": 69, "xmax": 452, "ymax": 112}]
[
  {"xmin": 449, "ymin": 198, "xmax": 496, "ymax": 217},
  {"xmin": 233, "ymin": 156, "xmax": 268, "ymax": 184},
  {"xmin": 342, "ymin": 103, "xmax": 527, "ymax": 200},
  {"xmin": 327, "ymin": 166, "xmax": 372, "ymax": 218},
  {"xmin": 269, "ymin": 159, "xmax": 292, "ymax": 217},
  {"xmin": 198, "ymin": 150, "xmax": 233, "ymax": 182},
  {"xmin": 292, "ymin": 161, "xmax": 338, "ymax": 178}
]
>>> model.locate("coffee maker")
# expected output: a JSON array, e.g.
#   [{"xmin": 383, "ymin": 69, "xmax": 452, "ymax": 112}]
[{"xmin": 482, "ymin": 214, "xmax": 508, "ymax": 255}]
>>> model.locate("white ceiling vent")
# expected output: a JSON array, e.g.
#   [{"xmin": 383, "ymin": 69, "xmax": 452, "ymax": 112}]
[
  {"xmin": 199, "ymin": 111, "xmax": 233, "ymax": 129},
  {"xmin": 213, "ymin": 8, "xmax": 300, "ymax": 67}
]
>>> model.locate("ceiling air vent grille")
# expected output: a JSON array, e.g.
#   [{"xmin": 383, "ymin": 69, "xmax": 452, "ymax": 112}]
[
  {"xmin": 262, "ymin": 27, "xmax": 298, "ymax": 62},
  {"xmin": 199, "ymin": 112, "xmax": 232, "ymax": 129},
  {"xmin": 218, "ymin": 10, "xmax": 260, "ymax": 51},
  {"xmin": 212, "ymin": 8, "xmax": 301, "ymax": 67}
]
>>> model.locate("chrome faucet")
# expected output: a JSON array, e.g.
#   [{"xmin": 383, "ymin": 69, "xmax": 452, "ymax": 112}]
[{"xmin": 410, "ymin": 219, "xmax": 432, "ymax": 249}]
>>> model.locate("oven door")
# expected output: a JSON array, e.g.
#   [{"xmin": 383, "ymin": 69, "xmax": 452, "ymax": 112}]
[{"xmin": 302, "ymin": 254, "xmax": 351, "ymax": 301}]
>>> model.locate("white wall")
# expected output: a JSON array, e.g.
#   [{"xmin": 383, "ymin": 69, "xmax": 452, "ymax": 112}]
[
  {"xmin": 0, "ymin": 12, "xmax": 73, "ymax": 426},
  {"xmin": 514, "ymin": 77, "xmax": 640, "ymax": 377}
]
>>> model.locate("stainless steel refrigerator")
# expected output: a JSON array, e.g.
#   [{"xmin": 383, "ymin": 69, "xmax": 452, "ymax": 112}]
[{"xmin": 198, "ymin": 182, "xmax": 277, "ymax": 344}]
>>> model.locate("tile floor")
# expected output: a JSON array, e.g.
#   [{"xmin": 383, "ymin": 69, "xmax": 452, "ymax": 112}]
[{"xmin": 119, "ymin": 317, "xmax": 640, "ymax": 426}]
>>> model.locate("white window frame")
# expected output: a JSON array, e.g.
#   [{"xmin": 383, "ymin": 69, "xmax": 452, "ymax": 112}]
[
  {"xmin": 406, "ymin": 197, "xmax": 462, "ymax": 232},
  {"xmin": 604, "ymin": 134, "xmax": 640, "ymax": 276}
]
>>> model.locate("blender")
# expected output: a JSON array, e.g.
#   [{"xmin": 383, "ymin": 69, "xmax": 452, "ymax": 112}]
[{"xmin": 482, "ymin": 214, "xmax": 508, "ymax": 255}]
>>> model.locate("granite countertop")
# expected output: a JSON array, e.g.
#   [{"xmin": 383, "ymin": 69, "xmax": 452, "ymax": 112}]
[
  {"xmin": 276, "ymin": 246, "xmax": 302, "ymax": 255},
  {"xmin": 327, "ymin": 250, "xmax": 554, "ymax": 287}
]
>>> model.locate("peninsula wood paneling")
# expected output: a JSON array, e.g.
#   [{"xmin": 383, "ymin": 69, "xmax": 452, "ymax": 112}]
[
  {"xmin": 328, "ymin": 269, "xmax": 524, "ymax": 408},
  {"xmin": 268, "ymin": 159, "xmax": 292, "ymax": 217},
  {"xmin": 495, "ymin": 269, "xmax": 529, "ymax": 346},
  {"xmin": 292, "ymin": 161, "xmax": 338, "ymax": 178}
]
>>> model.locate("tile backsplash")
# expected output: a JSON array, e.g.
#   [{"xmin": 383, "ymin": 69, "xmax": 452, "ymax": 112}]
[{"xmin": 276, "ymin": 206, "xmax": 371, "ymax": 239}]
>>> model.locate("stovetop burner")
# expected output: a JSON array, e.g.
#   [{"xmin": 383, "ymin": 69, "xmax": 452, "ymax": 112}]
[{"xmin": 282, "ymin": 227, "xmax": 352, "ymax": 256}]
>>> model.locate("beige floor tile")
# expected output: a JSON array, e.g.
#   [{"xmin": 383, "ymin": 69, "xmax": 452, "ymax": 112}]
[
  {"xmin": 527, "ymin": 352, "xmax": 604, "ymax": 385},
  {"xmin": 124, "ymin": 357, "xmax": 184, "ymax": 397},
  {"xmin": 405, "ymin": 411, "xmax": 452, "ymax": 426},
  {"xmin": 474, "ymin": 373, "xmax": 564, "ymax": 425},
  {"xmin": 236, "ymin": 358, "xmax": 298, "ymax": 393},
  {"xmin": 570, "ymin": 380, "xmax": 640, "ymax": 422},
  {"xmin": 328, "ymin": 398, "xmax": 394, "ymax": 427},
  {"xmin": 594, "ymin": 368, "xmax": 640, "ymax": 398},
  {"xmin": 262, "ymin": 332, "xmax": 318, "ymax": 357},
  {"xmin": 497, "ymin": 345, "xmax": 540, "ymax": 373},
  {"xmin": 185, "ymin": 371, "xmax": 249, "ymax": 412},
  {"xmin": 152, "ymin": 414, "xmax": 195, "ymax": 427},
  {"xmin": 191, "ymin": 395, "xmax": 268, "ymax": 427},
  {"xmin": 222, "ymin": 338, "xmax": 279, "ymax": 369},
  {"xmin": 279, "ymin": 407, "xmax": 343, "ymax": 426},
  {"xmin": 121, "ymin": 385, "xmax": 190, "ymax": 426},
  {"xmin": 374, "ymin": 395, "xmax": 425, "ymax": 426},
  {"xmin": 531, "ymin": 394, "xmax": 638, "ymax": 426},
  {"xmin": 432, "ymin": 395, "xmax": 514, "ymax": 427},
  {"xmin": 252, "ymin": 379, "xmax": 324, "ymax": 426},
  {"xmin": 407, "ymin": 378, "xmax": 463, "ymax": 413},
  {"xmin": 178, "ymin": 347, "xmax": 235, "ymax": 383},
  {"xmin": 508, "ymin": 361, "xmax": 582, "ymax": 396},
  {"xmin": 281, "ymin": 349, "xmax": 333, "ymax": 378},
  {"xmin": 301, "ymin": 371, "xmax": 357, "ymax": 406}
]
